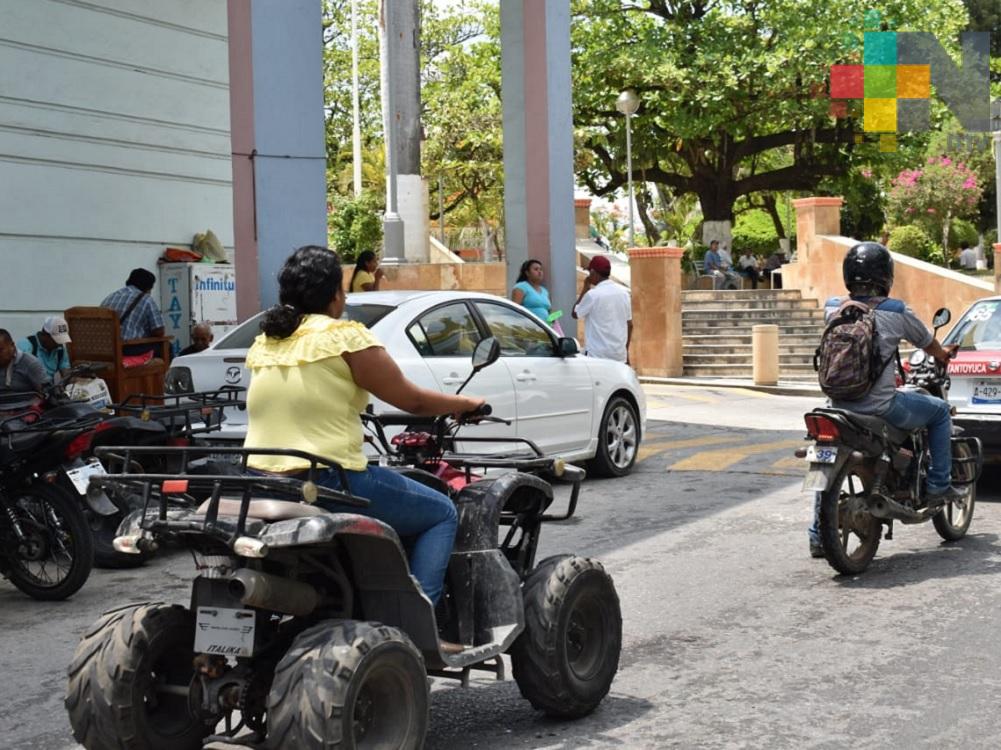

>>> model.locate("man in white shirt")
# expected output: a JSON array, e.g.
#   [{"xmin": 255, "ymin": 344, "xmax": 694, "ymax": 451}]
[
  {"xmin": 959, "ymin": 244, "xmax": 977, "ymax": 270},
  {"xmin": 572, "ymin": 255, "xmax": 632, "ymax": 364}
]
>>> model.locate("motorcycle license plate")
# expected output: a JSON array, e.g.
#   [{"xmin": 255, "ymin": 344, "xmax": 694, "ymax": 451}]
[
  {"xmin": 805, "ymin": 445, "xmax": 838, "ymax": 464},
  {"xmin": 65, "ymin": 460, "xmax": 106, "ymax": 495},
  {"xmin": 194, "ymin": 607, "xmax": 256, "ymax": 657},
  {"xmin": 971, "ymin": 380, "xmax": 1001, "ymax": 404}
]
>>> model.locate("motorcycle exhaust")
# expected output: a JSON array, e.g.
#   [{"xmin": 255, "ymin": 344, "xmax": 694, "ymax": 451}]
[
  {"xmin": 227, "ymin": 569, "xmax": 318, "ymax": 617},
  {"xmin": 866, "ymin": 494, "xmax": 925, "ymax": 524}
]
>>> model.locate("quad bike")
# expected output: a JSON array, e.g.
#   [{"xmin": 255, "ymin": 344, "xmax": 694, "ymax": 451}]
[
  {"xmin": 65, "ymin": 337, "xmax": 622, "ymax": 749},
  {"xmin": 801, "ymin": 308, "xmax": 983, "ymax": 575}
]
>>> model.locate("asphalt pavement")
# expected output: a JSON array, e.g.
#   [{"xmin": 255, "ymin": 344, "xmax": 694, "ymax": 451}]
[{"xmin": 4, "ymin": 384, "xmax": 1001, "ymax": 749}]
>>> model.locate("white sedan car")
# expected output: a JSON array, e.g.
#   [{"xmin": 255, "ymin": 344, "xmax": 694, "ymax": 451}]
[{"xmin": 166, "ymin": 291, "xmax": 646, "ymax": 476}]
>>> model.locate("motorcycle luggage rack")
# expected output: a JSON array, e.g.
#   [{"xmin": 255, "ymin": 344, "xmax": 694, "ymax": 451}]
[
  {"xmin": 951, "ymin": 436, "xmax": 983, "ymax": 485},
  {"xmin": 113, "ymin": 387, "xmax": 246, "ymax": 438},
  {"xmin": 91, "ymin": 446, "xmax": 367, "ymax": 541}
]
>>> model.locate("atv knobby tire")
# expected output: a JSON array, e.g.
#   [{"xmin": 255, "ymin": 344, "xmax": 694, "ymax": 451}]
[
  {"xmin": 511, "ymin": 555, "xmax": 622, "ymax": 718},
  {"xmin": 266, "ymin": 620, "xmax": 428, "ymax": 750},
  {"xmin": 66, "ymin": 603, "xmax": 208, "ymax": 750}
]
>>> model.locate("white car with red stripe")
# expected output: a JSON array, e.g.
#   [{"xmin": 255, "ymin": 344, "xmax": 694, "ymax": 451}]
[{"xmin": 941, "ymin": 296, "xmax": 1001, "ymax": 460}]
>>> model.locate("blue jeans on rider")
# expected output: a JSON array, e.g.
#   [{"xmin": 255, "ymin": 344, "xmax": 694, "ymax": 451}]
[
  {"xmin": 808, "ymin": 390, "xmax": 953, "ymax": 545},
  {"xmin": 315, "ymin": 465, "xmax": 457, "ymax": 604}
]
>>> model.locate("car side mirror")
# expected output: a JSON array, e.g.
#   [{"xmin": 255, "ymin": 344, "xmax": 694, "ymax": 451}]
[
  {"xmin": 932, "ymin": 308, "xmax": 951, "ymax": 329},
  {"xmin": 471, "ymin": 337, "xmax": 500, "ymax": 372},
  {"xmin": 557, "ymin": 337, "xmax": 579, "ymax": 357}
]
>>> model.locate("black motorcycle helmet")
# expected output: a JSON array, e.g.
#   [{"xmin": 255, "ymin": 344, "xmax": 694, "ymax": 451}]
[{"xmin": 843, "ymin": 241, "xmax": 894, "ymax": 296}]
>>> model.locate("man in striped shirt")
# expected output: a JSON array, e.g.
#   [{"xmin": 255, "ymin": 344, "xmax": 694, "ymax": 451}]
[{"xmin": 101, "ymin": 268, "xmax": 165, "ymax": 355}]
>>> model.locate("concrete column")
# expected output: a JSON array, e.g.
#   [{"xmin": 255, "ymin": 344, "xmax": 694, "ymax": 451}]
[
  {"xmin": 501, "ymin": 0, "xmax": 575, "ymax": 319},
  {"xmin": 752, "ymin": 325, "xmax": 780, "ymax": 386},
  {"xmin": 574, "ymin": 198, "xmax": 592, "ymax": 240},
  {"xmin": 628, "ymin": 247, "xmax": 684, "ymax": 377},
  {"xmin": 228, "ymin": 0, "xmax": 328, "ymax": 314},
  {"xmin": 791, "ymin": 197, "xmax": 844, "ymax": 260},
  {"xmin": 994, "ymin": 243, "xmax": 1001, "ymax": 294}
]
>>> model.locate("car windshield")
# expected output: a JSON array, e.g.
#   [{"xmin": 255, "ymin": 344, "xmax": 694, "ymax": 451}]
[
  {"xmin": 945, "ymin": 300, "xmax": 1001, "ymax": 351},
  {"xmin": 213, "ymin": 304, "xmax": 395, "ymax": 350}
]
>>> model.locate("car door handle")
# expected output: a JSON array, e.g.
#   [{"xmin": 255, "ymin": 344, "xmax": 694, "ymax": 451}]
[
  {"xmin": 442, "ymin": 375, "xmax": 464, "ymax": 385},
  {"xmin": 515, "ymin": 371, "xmax": 536, "ymax": 382}
]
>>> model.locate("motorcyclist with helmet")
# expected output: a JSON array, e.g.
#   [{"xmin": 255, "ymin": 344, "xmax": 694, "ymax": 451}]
[{"xmin": 808, "ymin": 242, "xmax": 961, "ymax": 558}]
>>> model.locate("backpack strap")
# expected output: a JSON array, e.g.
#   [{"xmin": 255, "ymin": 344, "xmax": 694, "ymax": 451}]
[{"xmin": 119, "ymin": 290, "xmax": 147, "ymax": 327}]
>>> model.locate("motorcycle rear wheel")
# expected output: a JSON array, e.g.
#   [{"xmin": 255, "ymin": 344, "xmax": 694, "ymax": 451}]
[
  {"xmin": 932, "ymin": 442, "xmax": 976, "ymax": 541},
  {"xmin": 4, "ymin": 482, "xmax": 93, "ymax": 600},
  {"xmin": 818, "ymin": 462, "xmax": 881, "ymax": 575}
]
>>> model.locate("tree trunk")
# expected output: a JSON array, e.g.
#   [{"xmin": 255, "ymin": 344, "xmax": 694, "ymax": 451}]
[
  {"xmin": 634, "ymin": 187, "xmax": 659, "ymax": 246},
  {"xmin": 942, "ymin": 212, "xmax": 951, "ymax": 267},
  {"xmin": 762, "ymin": 194, "xmax": 786, "ymax": 238}
]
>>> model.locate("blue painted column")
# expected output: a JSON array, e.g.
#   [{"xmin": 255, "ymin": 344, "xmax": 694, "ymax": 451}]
[
  {"xmin": 500, "ymin": 1, "xmax": 575, "ymax": 323},
  {"xmin": 229, "ymin": 0, "xmax": 327, "ymax": 315}
]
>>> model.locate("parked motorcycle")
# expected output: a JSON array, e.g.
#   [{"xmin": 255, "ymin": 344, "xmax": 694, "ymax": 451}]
[
  {"xmin": 65, "ymin": 337, "xmax": 622, "ymax": 749},
  {"xmin": 0, "ymin": 394, "xmax": 96, "ymax": 599},
  {"xmin": 802, "ymin": 308, "xmax": 983, "ymax": 575}
]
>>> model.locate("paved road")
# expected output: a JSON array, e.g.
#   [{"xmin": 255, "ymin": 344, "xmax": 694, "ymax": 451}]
[{"xmin": 4, "ymin": 385, "xmax": 1000, "ymax": 749}]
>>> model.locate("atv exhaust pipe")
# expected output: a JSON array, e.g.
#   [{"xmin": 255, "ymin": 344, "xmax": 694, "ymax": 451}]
[{"xmin": 228, "ymin": 570, "xmax": 318, "ymax": 617}]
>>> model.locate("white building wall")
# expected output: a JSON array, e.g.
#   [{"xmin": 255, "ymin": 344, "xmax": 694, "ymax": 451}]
[{"xmin": 0, "ymin": 0, "xmax": 233, "ymax": 338}]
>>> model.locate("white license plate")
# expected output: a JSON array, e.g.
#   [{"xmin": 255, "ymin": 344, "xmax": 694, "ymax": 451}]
[
  {"xmin": 64, "ymin": 460, "xmax": 106, "ymax": 495},
  {"xmin": 972, "ymin": 380, "xmax": 1001, "ymax": 405},
  {"xmin": 806, "ymin": 445, "xmax": 839, "ymax": 464},
  {"xmin": 194, "ymin": 607, "xmax": 256, "ymax": 657}
]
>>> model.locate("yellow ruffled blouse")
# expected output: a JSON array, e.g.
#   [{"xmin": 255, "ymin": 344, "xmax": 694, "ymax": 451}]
[{"xmin": 244, "ymin": 314, "xmax": 381, "ymax": 472}]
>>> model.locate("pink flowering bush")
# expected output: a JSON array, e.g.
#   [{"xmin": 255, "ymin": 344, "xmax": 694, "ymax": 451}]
[{"xmin": 886, "ymin": 157, "xmax": 983, "ymax": 264}]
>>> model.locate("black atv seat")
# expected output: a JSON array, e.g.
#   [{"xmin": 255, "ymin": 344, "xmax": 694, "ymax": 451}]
[
  {"xmin": 822, "ymin": 409, "xmax": 911, "ymax": 445},
  {"xmin": 2, "ymin": 430, "xmax": 48, "ymax": 454},
  {"xmin": 195, "ymin": 497, "xmax": 327, "ymax": 522}
]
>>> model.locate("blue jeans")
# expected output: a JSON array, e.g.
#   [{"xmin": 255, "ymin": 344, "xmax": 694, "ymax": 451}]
[
  {"xmin": 808, "ymin": 390, "xmax": 953, "ymax": 544},
  {"xmin": 316, "ymin": 465, "xmax": 457, "ymax": 604}
]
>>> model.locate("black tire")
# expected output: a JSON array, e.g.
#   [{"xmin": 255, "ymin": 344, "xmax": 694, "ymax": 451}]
[
  {"xmin": 90, "ymin": 511, "xmax": 151, "ymax": 569},
  {"xmin": 66, "ymin": 603, "xmax": 208, "ymax": 750},
  {"xmin": 818, "ymin": 462, "xmax": 881, "ymax": 575},
  {"xmin": 933, "ymin": 443, "xmax": 976, "ymax": 541},
  {"xmin": 511, "ymin": 555, "xmax": 622, "ymax": 718},
  {"xmin": 588, "ymin": 395, "xmax": 640, "ymax": 478},
  {"xmin": 5, "ymin": 482, "xmax": 93, "ymax": 600},
  {"xmin": 266, "ymin": 620, "xmax": 428, "ymax": 749}
]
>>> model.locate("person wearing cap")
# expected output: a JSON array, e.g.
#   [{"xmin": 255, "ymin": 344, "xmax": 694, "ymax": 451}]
[
  {"xmin": 572, "ymin": 255, "xmax": 633, "ymax": 364},
  {"xmin": 101, "ymin": 268, "xmax": 166, "ymax": 356},
  {"xmin": 17, "ymin": 316, "xmax": 72, "ymax": 380}
]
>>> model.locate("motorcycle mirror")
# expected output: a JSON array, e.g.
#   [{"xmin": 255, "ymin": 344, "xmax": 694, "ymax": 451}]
[
  {"xmin": 470, "ymin": 337, "xmax": 500, "ymax": 372},
  {"xmin": 932, "ymin": 308, "xmax": 951, "ymax": 329}
]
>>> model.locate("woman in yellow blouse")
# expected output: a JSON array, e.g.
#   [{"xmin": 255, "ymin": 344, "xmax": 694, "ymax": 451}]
[
  {"xmin": 349, "ymin": 250, "xmax": 384, "ymax": 292},
  {"xmin": 244, "ymin": 246, "xmax": 483, "ymax": 605}
]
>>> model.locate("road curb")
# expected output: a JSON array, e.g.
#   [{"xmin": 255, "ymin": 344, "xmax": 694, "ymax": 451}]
[{"xmin": 639, "ymin": 376, "xmax": 823, "ymax": 398}]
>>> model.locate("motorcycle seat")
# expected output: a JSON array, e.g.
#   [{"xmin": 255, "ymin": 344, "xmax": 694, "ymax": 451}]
[
  {"xmin": 2, "ymin": 430, "xmax": 49, "ymax": 454},
  {"xmin": 195, "ymin": 497, "xmax": 327, "ymax": 522},
  {"xmin": 820, "ymin": 408, "xmax": 911, "ymax": 444}
]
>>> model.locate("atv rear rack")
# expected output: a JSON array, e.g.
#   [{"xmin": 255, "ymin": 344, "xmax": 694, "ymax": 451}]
[
  {"xmin": 113, "ymin": 387, "xmax": 246, "ymax": 438},
  {"xmin": 91, "ymin": 445, "xmax": 366, "ymax": 544}
]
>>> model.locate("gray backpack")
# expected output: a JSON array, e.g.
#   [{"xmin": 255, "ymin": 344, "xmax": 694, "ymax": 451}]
[{"xmin": 814, "ymin": 298, "xmax": 895, "ymax": 401}]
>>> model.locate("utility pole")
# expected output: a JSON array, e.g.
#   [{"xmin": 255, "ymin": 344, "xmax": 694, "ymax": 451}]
[
  {"xmin": 378, "ymin": 0, "xmax": 404, "ymax": 260},
  {"xmin": 351, "ymin": 0, "xmax": 362, "ymax": 197}
]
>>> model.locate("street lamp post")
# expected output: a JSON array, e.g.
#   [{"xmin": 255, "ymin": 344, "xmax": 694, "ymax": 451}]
[
  {"xmin": 994, "ymin": 109, "xmax": 1000, "ymax": 258},
  {"xmin": 616, "ymin": 89, "xmax": 640, "ymax": 248}
]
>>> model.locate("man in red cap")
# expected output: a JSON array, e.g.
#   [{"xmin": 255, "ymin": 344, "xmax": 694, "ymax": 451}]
[{"xmin": 573, "ymin": 255, "xmax": 632, "ymax": 364}]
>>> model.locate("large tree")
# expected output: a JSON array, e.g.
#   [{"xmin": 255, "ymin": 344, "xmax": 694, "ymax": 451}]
[{"xmin": 571, "ymin": 0, "xmax": 969, "ymax": 239}]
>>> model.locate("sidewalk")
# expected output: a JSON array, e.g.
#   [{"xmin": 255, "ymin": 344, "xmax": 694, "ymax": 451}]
[{"xmin": 638, "ymin": 375, "xmax": 822, "ymax": 398}]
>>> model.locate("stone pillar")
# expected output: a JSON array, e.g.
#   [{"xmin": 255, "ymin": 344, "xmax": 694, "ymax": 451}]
[
  {"xmin": 791, "ymin": 197, "xmax": 843, "ymax": 260},
  {"xmin": 628, "ymin": 247, "xmax": 684, "ymax": 377},
  {"xmin": 574, "ymin": 198, "xmax": 592, "ymax": 240},
  {"xmin": 994, "ymin": 243, "xmax": 1001, "ymax": 294},
  {"xmin": 228, "ymin": 0, "xmax": 327, "ymax": 315},
  {"xmin": 500, "ymin": 1, "xmax": 576, "ymax": 323}
]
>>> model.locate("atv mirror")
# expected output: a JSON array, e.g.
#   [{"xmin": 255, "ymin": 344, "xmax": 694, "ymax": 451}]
[
  {"xmin": 932, "ymin": 308, "xmax": 951, "ymax": 329},
  {"xmin": 471, "ymin": 337, "xmax": 500, "ymax": 371}
]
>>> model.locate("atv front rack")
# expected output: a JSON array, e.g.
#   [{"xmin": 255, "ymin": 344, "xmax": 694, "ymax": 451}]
[
  {"xmin": 91, "ymin": 445, "xmax": 366, "ymax": 544},
  {"xmin": 113, "ymin": 387, "xmax": 246, "ymax": 437}
]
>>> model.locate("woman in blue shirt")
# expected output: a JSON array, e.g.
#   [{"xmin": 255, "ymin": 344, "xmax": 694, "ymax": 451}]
[{"xmin": 511, "ymin": 259, "xmax": 552, "ymax": 322}]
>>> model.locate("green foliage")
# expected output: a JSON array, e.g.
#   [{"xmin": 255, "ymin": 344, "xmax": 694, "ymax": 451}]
[
  {"xmin": 733, "ymin": 210, "xmax": 780, "ymax": 256},
  {"xmin": 327, "ymin": 191, "xmax": 383, "ymax": 262},
  {"xmin": 948, "ymin": 218, "xmax": 979, "ymax": 250},
  {"xmin": 818, "ymin": 171, "xmax": 886, "ymax": 240},
  {"xmin": 887, "ymin": 225, "xmax": 941, "ymax": 264}
]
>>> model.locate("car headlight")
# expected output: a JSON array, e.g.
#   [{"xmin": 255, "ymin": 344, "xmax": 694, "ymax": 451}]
[
  {"xmin": 165, "ymin": 366, "xmax": 194, "ymax": 394},
  {"xmin": 908, "ymin": 350, "xmax": 927, "ymax": 367}
]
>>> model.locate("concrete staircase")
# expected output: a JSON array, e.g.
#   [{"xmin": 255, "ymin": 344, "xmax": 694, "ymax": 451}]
[{"xmin": 681, "ymin": 289, "xmax": 825, "ymax": 380}]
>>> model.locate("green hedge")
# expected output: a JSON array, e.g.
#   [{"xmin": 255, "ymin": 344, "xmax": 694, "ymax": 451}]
[
  {"xmin": 887, "ymin": 225, "xmax": 943, "ymax": 265},
  {"xmin": 732, "ymin": 210, "xmax": 781, "ymax": 256}
]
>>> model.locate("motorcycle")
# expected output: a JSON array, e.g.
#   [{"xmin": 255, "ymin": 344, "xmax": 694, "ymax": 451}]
[
  {"xmin": 801, "ymin": 307, "xmax": 983, "ymax": 575},
  {"xmin": 65, "ymin": 337, "xmax": 622, "ymax": 749},
  {"xmin": 0, "ymin": 394, "xmax": 97, "ymax": 599}
]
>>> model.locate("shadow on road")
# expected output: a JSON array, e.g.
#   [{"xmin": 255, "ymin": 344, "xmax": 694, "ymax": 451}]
[
  {"xmin": 832, "ymin": 532, "xmax": 1001, "ymax": 590},
  {"xmin": 426, "ymin": 679, "xmax": 653, "ymax": 749}
]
